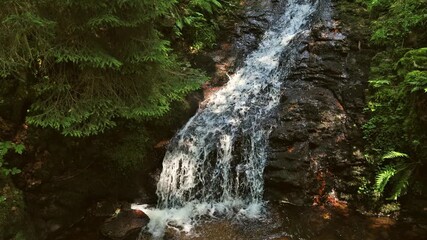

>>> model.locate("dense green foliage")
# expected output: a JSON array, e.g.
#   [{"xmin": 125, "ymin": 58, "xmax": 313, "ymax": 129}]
[
  {"xmin": 0, "ymin": 0, "xmax": 238, "ymax": 189},
  {"xmin": 373, "ymin": 151, "xmax": 414, "ymax": 201},
  {"xmin": 173, "ymin": 0, "xmax": 235, "ymax": 51},
  {"xmin": 0, "ymin": 1, "xmax": 238, "ymax": 235},
  {"xmin": 0, "ymin": 140, "xmax": 33, "ymax": 240},
  {"xmin": 0, "ymin": 141, "xmax": 24, "ymax": 177},
  {"xmin": 0, "ymin": 0, "xmax": 242, "ymax": 137},
  {"xmin": 0, "ymin": 140, "xmax": 24, "ymax": 226},
  {"xmin": 21, "ymin": 1, "xmax": 203, "ymax": 136},
  {"xmin": 367, "ymin": 0, "xmax": 427, "ymax": 46},
  {"xmin": 362, "ymin": 0, "xmax": 427, "ymax": 203}
]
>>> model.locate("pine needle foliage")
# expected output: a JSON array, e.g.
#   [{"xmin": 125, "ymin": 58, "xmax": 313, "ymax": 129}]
[
  {"xmin": 0, "ymin": 0, "xmax": 209, "ymax": 137},
  {"xmin": 0, "ymin": 1, "xmax": 54, "ymax": 78}
]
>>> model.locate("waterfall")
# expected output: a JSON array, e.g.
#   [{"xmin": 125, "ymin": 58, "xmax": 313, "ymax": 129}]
[{"xmin": 132, "ymin": 0, "xmax": 320, "ymax": 237}]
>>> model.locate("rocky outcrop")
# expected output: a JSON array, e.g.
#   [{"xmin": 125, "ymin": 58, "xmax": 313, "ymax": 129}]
[
  {"xmin": 233, "ymin": 0, "xmax": 288, "ymax": 68},
  {"xmin": 264, "ymin": 0, "xmax": 373, "ymax": 205},
  {"xmin": 192, "ymin": 0, "xmax": 372, "ymax": 207}
]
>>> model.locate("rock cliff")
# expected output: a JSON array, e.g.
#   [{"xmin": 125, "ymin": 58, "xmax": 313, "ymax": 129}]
[{"xmin": 264, "ymin": 0, "xmax": 373, "ymax": 205}]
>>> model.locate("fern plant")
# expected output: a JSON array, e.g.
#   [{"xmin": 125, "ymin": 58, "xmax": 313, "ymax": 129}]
[
  {"xmin": 362, "ymin": 0, "xmax": 427, "ymax": 209},
  {"xmin": 374, "ymin": 151, "xmax": 417, "ymax": 200}
]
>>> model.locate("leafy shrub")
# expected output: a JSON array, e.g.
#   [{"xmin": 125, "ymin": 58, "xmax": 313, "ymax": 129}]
[
  {"xmin": 366, "ymin": 0, "xmax": 427, "ymax": 46},
  {"xmin": 0, "ymin": 0, "xmax": 212, "ymax": 137},
  {"xmin": 374, "ymin": 151, "xmax": 418, "ymax": 200},
  {"xmin": 0, "ymin": 141, "xmax": 24, "ymax": 177},
  {"xmin": 362, "ymin": 0, "xmax": 427, "ymax": 205}
]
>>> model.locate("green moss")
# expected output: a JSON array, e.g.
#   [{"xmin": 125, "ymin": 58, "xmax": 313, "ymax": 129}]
[{"xmin": 335, "ymin": 0, "xmax": 371, "ymax": 43}]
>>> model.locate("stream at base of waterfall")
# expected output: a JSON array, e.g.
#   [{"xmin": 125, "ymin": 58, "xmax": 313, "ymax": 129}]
[{"xmin": 132, "ymin": 0, "xmax": 320, "ymax": 238}]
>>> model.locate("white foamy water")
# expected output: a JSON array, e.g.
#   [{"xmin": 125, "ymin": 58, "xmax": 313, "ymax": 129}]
[{"xmin": 133, "ymin": 0, "xmax": 320, "ymax": 238}]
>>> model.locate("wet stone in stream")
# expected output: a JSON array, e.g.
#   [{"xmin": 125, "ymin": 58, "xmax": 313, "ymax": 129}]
[
  {"xmin": 134, "ymin": 203, "xmax": 426, "ymax": 240},
  {"xmin": 55, "ymin": 202, "xmax": 427, "ymax": 239},
  {"xmin": 100, "ymin": 209, "xmax": 149, "ymax": 240}
]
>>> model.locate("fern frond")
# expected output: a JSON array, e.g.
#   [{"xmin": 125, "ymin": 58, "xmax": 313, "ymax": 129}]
[
  {"xmin": 404, "ymin": 70, "xmax": 427, "ymax": 93},
  {"xmin": 369, "ymin": 79, "xmax": 391, "ymax": 88},
  {"xmin": 388, "ymin": 167, "xmax": 413, "ymax": 200},
  {"xmin": 375, "ymin": 164, "xmax": 397, "ymax": 194},
  {"xmin": 382, "ymin": 151, "xmax": 409, "ymax": 160}
]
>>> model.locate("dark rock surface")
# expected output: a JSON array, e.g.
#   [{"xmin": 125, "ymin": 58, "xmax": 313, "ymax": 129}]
[
  {"xmin": 100, "ymin": 209, "xmax": 149, "ymax": 240},
  {"xmin": 264, "ymin": 0, "xmax": 374, "ymax": 205},
  {"xmin": 0, "ymin": 176, "xmax": 36, "ymax": 240},
  {"xmin": 9, "ymin": 129, "xmax": 157, "ymax": 239},
  {"xmin": 233, "ymin": 0, "xmax": 287, "ymax": 68},
  {"xmin": 178, "ymin": 0, "xmax": 373, "ymax": 207}
]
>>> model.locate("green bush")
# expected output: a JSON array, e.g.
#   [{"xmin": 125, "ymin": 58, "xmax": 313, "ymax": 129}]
[
  {"xmin": 363, "ymin": 0, "xmax": 427, "ymax": 205},
  {"xmin": 0, "ymin": 141, "xmax": 24, "ymax": 177},
  {"xmin": 0, "ymin": 0, "xmax": 228, "ymax": 137}
]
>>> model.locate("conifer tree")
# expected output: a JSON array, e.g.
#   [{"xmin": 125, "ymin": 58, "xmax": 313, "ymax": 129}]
[{"xmin": 0, "ymin": 0, "xmax": 208, "ymax": 137}]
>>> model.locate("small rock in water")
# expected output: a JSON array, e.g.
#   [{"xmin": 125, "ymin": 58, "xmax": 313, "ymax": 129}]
[{"xmin": 100, "ymin": 209, "xmax": 149, "ymax": 240}]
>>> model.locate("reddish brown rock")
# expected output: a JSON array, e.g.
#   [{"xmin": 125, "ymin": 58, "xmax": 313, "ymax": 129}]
[{"xmin": 100, "ymin": 209, "xmax": 149, "ymax": 240}]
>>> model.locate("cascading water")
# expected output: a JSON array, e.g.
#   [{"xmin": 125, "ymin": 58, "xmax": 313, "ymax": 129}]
[{"xmin": 133, "ymin": 0, "xmax": 320, "ymax": 237}]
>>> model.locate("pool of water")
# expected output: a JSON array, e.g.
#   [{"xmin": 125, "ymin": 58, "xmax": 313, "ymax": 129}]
[{"xmin": 56, "ymin": 201, "xmax": 427, "ymax": 240}]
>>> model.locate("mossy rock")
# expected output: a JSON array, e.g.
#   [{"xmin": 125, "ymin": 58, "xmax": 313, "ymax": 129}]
[{"xmin": 333, "ymin": 0, "xmax": 371, "ymax": 43}]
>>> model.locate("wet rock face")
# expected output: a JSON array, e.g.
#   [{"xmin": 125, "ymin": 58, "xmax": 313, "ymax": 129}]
[
  {"xmin": 264, "ymin": 1, "xmax": 373, "ymax": 205},
  {"xmin": 233, "ymin": 0, "xmax": 287, "ymax": 68},
  {"xmin": 101, "ymin": 209, "xmax": 149, "ymax": 240}
]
